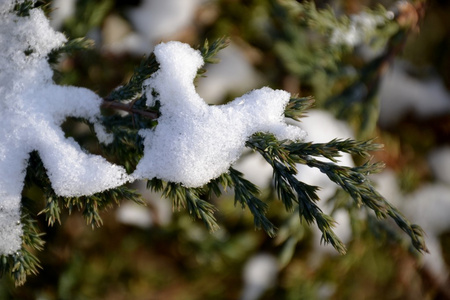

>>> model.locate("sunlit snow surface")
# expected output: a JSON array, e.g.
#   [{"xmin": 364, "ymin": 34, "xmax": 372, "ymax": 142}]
[
  {"xmin": 133, "ymin": 41, "xmax": 306, "ymax": 187},
  {"xmin": 0, "ymin": 4, "xmax": 129, "ymax": 254}
]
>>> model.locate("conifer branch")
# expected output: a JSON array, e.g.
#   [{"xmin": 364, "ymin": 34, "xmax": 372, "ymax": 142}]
[
  {"xmin": 0, "ymin": 199, "xmax": 45, "ymax": 286},
  {"xmin": 246, "ymin": 132, "xmax": 428, "ymax": 254},
  {"xmin": 227, "ymin": 168, "xmax": 277, "ymax": 237},
  {"xmin": 147, "ymin": 180, "xmax": 219, "ymax": 232},
  {"xmin": 101, "ymin": 100, "xmax": 159, "ymax": 119},
  {"xmin": 106, "ymin": 54, "xmax": 159, "ymax": 102},
  {"xmin": 247, "ymin": 133, "xmax": 347, "ymax": 254}
]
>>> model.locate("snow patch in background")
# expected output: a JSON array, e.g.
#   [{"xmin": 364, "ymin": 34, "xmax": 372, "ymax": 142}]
[
  {"xmin": 115, "ymin": 0, "xmax": 201, "ymax": 54},
  {"xmin": 233, "ymin": 151, "xmax": 273, "ymax": 189},
  {"xmin": 133, "ymin": 41, "xmax": 305, "ymax": 187},
  {"xmin": 116, "ymin": 181, "xmax": 172, "ymax": 229},
  {"xmin": 197, "ymin": 43, "xmax": 263, "ymax": 105},
  {"xmin": 428, "ymin": 146, "xmax": 450, "ymax": 185},
  {"xmin": 116, "ymin": 201, "xmax": 153, "ymax": 229},
  {"xmin": 330, "ymin": 12, "xmax": 386, "ymax": 48},
  {"xmin": 241, "ymin": 253, "xmax": 279, "ymax": 300},
  {"xmin": 127, "ymin": 0, "xmax": 199, "ymax": 41},
  {"xmin": 50, "ymin": 0, "xmax": 76, "ymax": 30},
  {"xmin": 379, "ymin": 60, "xmax": 450, "ymax": 127}
]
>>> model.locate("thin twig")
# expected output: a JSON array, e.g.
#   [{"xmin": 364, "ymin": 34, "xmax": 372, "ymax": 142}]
[{"xmin": 101, "ymin": 99, "xmax": 158, "ymax": 120}]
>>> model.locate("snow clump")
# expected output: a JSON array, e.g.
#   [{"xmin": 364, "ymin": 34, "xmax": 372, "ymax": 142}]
[
  {"xmin": 0, "ymin": 3, "xmax": 130, "ymax": 254},
  {"xmin": 133, "ymin": 41, "xmax": 306, "ymax": 187},
  {"xmin": 330, "ymin": 12, "xmax": 386, "ymax": 47}
]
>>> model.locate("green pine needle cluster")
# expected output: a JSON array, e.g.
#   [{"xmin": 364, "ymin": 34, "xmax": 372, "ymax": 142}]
[{"xmin": 246, "ymin": 134, "xmax": 427, "ymax": 254}]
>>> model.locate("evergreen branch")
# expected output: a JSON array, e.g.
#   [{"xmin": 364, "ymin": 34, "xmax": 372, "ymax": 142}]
[
  {"xmin": 228, "ymin": 168, "xmax": 277, "ymax": 237},
  {"xmin": 102, "ymin": 37, "xmax": 230, "ymax": 121},
  {"xmin": 14, "ymin": 0, "xmax": 51, "ymax": 16},
  {"xmin": 198, "ymin": 37, "xmax": 230, "ymax": 75},
  {"xmin": 62, "ymin": 187, "xmax": 143, "ymax": 229},
  {"xmin": 39, "ymin": 194, "xmax": 61, "ymax": 226},
  {"xmin": 0, "ymin": 246, "xmax": 42, "ymax": 287},
  {"xmin": 323, "ymin": 2, "xmax": 425, "ymax": 137},
  {"xmin": 26, "ymin": 151, "xmax": 143, "ymax": 229},
  {"xmin": 185, "ymin": 189, "xmax": 219, "ymax": 232},
  {"xmin": 48, "ymin": 37, "xmax": 95, "ymax": 64},
  {"xmin": 162, "ymin": 182, "xmax": 187, "ymax": 212},
  {"xmin": 275, "ymin": 160, "xmax": 347, "ymax": 254},
  {"xmin": 101, "ymin": 100, "xmax": 159, "ymax": 120},
  {"xmin": 385, "ymin": 203, "xmax": 428, "ymax": 254},
  {"xmin": 0, "ymin": 199, "xmax": 45, "ymax": 286},
  {"xmin": 160, "ymin": 182, "xmax": 219, "ymax": 232},
  {"xmin": 206, "ymin": 171, "xmax": 235, "ymax": 198},
  {"xmin": 147, "ymin": 177, "xmax": 164, "ymax": 193},
  {"xmin": 107, "ymin": 54, "xmax": 159, "ymax": 101},
  {"xmin": 302, "ymin": 157, "xmax": 427, "ymax": 253},
  {"xmin": 366, "ymin": 212, "xmax": 427, "ymax": 258},
  {"xmin": 284, "ymin": 96, "xmax": 315, "ymax": 121},
  {"xmin": 97, "ymin": 115, "xmax": 146, "ymax": 173},
  {"xmin": 4, "ymin": 250, "xmax": 40, "ymax": 286},
  {"xmin": 20, "ymin": 214, "xmax": 45, "ymax": 252},
  {"xmin": 286, "ymin": 138, "xmax": 383, "ymax": 162},
  {"xmin": 246, "ymin": 132, "xmax": 427, "ymax": 254},
  {"xmin": 247, "ymin": 134, "xmax": 347, "ymax": 254},
  {"xmin": 81, "ymin": 196, "xmax": 103, "ymax": 228}
]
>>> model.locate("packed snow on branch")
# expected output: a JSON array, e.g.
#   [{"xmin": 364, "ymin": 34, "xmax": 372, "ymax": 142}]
[
  {"xmin": 0, "ymin": 2, "xmax": 130, "ymax": 254},
  {"xmin": 133, "ymin": 41, "xmax": 306, "ymax": 187}
]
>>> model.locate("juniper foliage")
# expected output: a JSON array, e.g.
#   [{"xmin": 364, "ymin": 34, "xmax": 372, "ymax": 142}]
[{"xmin": 0, "ymin": 0, "xmax": 428, "ymax": 287}]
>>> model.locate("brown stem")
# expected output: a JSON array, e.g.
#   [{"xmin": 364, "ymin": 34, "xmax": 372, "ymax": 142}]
[{"xmin": 101, "ymin": 99, "xmax": 158, "ymax": 120}]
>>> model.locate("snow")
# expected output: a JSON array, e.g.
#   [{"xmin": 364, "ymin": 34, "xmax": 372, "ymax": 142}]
[
  {"xmin": 0, "ymin": 6, "xmax": 130, "ymax": 254},
  {"xmin": 116, "ymin": 181, "xmax": 172, "ymax": 228},
  {"xmin": 330, "ymin": 12, "xmax": 385, "ymax": 47},
  {"xmin": 401, "ymin": 184, "xmax": 450, "ymax": 283},
  {"xmin": 0, "ymin": 0, "xmax": 25, "ymax": 12},
  {"xmin": 428, "ymin": 146, "xmax": 450, "ymax": 185},
  {"xmin": 116, "ymin": 201, "xmax": 153, "ymax": 229},
  {"xmin": 121, "ymin": 0, "xmax": 200, "ymax": 54},
  {"xmin": 102, "ymin": 14, "xmax": 151, "ymax": 56},
  {"xmin": 133, "ymin": 41, "xmax": 306, "ymax": 187},
  {"xmin": 240, "ymin": 253, "xmax": 279, "ymax": 300},
  {"xmin": 127, "ymin": 0, "xmax": 199, "ymax": 42},
  {"xmin": 50, "ymin": 0, "xmax": 76, "ymax": 29},
  {"xmin": 233, "ymin": 151, "xmax": 273, "ymax": 189},
  {"xmin": 378, "ymin": 60, "xmax": 450, "ymax": 127}
]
